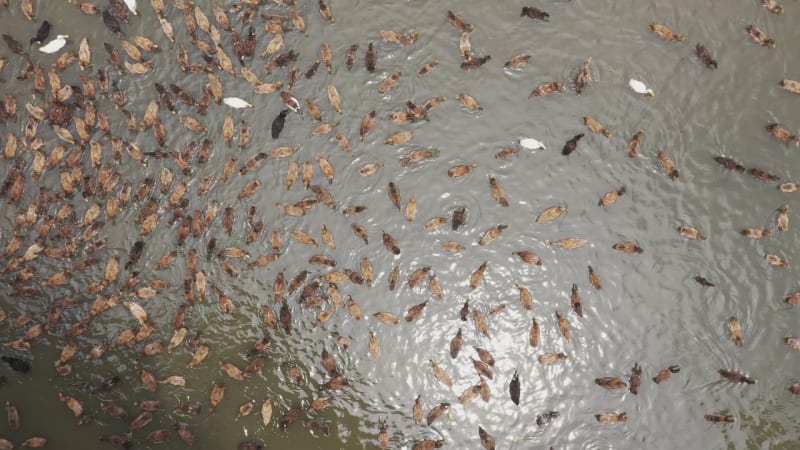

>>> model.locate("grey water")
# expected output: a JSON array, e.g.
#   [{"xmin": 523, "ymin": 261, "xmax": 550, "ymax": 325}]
[{"xmin": 0, "ymin": 0, "xmax": 799, "ymax": 449}]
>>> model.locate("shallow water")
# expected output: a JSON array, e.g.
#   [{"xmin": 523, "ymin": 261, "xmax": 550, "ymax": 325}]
[{"xmin": 0, "ymin": 0, "xmax": 799, "ymax": 449}]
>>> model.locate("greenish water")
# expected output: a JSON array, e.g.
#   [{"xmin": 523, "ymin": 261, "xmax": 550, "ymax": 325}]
[{"xmin": 0, "ymin": 0, "xmax": 799, "ymax": 449}]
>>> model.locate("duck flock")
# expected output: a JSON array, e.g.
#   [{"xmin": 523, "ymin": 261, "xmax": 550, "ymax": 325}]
[{"xmin": 0, "ymin": 0, "xmax": 799, "ymax": 449}]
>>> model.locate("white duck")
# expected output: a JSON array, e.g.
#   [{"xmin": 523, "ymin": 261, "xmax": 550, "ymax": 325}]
[
  {"xmin": 38, "ymin": 34, "xmax": 68, "ymax": 54},
  {"xmin": 223, "ymin": 97, "xmax": 254, "ymax": 108},
  {"xmin": 629, "ymin": 79, "xmax": 655, "ymax": 96},
  {"xmin": 123, "ymin": 0, "xmax": 138, "ymax": 15},
  {"xmin": 520, "ymin": 138, "xmax": 546, "ymax": 150}
]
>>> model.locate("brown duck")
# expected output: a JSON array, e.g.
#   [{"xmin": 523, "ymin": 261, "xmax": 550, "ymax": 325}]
[
  {"xmin": 521, "ymin": 6, "xmax": 549, "ymax": 21},
  {"xmin": 626, "ymin": 131, "xmax": 644, "ymax": 157},
  {"xmin": 714, "ymin": 156, "xmax": 745, "ymax": 172},
  {"xmin": 658, "ymin": 150, "xmax": 679, "ymax": 180},
  {"xmin": 447, "ymin": 10, "xmax": 474, "ymax": 32},
  {"xmin": 719, "ymin": 369, "xmax": 757, "ymax": 384},
  {"xmin": 745, "ymin": 25, "xmax": 776, "ymax": 48},
  {"xmin": 766, "ymin": 123, "xmax": 798, "ymax": 145},
  {"xmin": 705, "ymin": 413, "xmax": 735, "ymax": 423},
  {"xmin": 595, "ymin": 377, "xmax": 627, "ymax": 390},
  {"xmin": 629, "ymin": 363, "xmax": 642, "ymax": 394},
  {"xmin": 505, "ymin": 54, "xmax": 531, "ymax": 68},
  {"xmin": 653, "ymin": 365, "xmax": 680, "ymax": 384},
  {"xmin": 461, "ymin": 55, "xmax": 491, "ymax": 70},
  {"xmin": 574, "ymin": 57, "xmax": 592, "ymax": 93},
  {"xmin": 529, "ymin": 81, "xmax": 565, "ymax": 98},
  {"xmin": 762, "ymin": 0, "xmax": 784, "ymax": 14},
  {"xmin": 365, "ymin": 42, "xmax": 377, "ymax": 72},
  {"xmin": 649, "ymin": 23, "xmax": 686, "ymax": 41},
  {"xmin": 696, "ymin": 43, "xmax": 717, "ymax": 69}
]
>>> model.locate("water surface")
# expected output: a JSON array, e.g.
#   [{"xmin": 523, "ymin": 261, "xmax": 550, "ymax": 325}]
[{"xmin": 1, "ymin": 0, "xmax": 799, "ymax": 449}]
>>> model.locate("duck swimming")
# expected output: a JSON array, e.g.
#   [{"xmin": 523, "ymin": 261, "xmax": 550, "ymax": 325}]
[
  {"xmin": 574, "ymin": 57, "xmax": 592, "ymax": 94},
  {"xmin": 762, "ymin": 0, "xmax": 784, "ymax": 14},
  {"xmin": 365, "ymin": 42, "xmax": 377, "ymax": 72},
  {"xmin": 521, "ymin": 6, "xmax": 549, "ymax": 22},
  {"xmin": 38, "ymin": 34, "xmax": 68, "ymax": 54},
  {"xmin": 460, "ymin": 32, "xmax": 472, "ymax": 60},
  {"xmin": 504, "ymin": 54, "xmax": 531, "ymax": 68},
  {"xmin": 695, "ymin": 43, "xmax": 717, "ymax": 69},
  {"xmin": 272, "ymin": 109, "xmax": 289, "ymax": 139},
  {"xmin": 123, "ymin": 0, "xmax": 137, "ymax": 15},
  {"xmin": 529, "ymin": 81, "xmax": 565, "ymax": 98},
  {"xmin": 745, "ymin": 25, "xmax": 776, "ymax": 48},
  {"xmin": 30, "ymin": 20, "xmax": 50, "ymax": 45},
  {"xmin": 520, "ymin": 138, "xmax": 546, "ymax": 150},
  {"xmin": 779, "ymin": 79, "xmax": 800, "ymax": 95},
  {"xmin": 766, "ymin": 123, "xmax": 798, "ymax": 145},
  {"xmin": 649, "ymin": 23, "xmax": 685, "ymax": 41},
  {"xmin": 461, "ymin": 55, "xmax": 491, "ymax": 70},
  {"xmin": 561, "ymin": 133, "xmax": 584, "ymax": 155},
  {"xmin": 2, "ymin": 355, "xmax": 31, "ymax": 373},
  {"xmin": 447, "ymin": 10, "xmax": 474, "ymax": 32},
  {"xmin": 629, "ymin": 79, "xmax": 655, "ymax": 96},
  {"xmin": 223, "ymin": 97, "xmax": 253, "ymax": 109}
]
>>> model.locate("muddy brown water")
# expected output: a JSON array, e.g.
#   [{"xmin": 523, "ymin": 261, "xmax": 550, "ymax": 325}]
[{"xmin": 1, "ymin": 0, "xmax": 799, "ymax": 449}]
